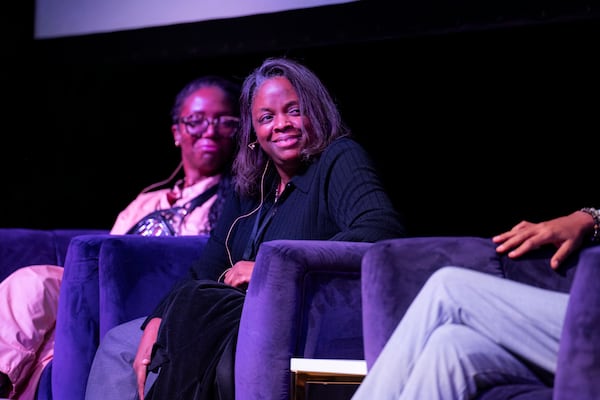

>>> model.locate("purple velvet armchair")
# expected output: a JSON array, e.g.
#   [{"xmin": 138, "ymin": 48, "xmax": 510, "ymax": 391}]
[
  {"xmin": 34, "ymin": 234, "xmax": 598, "ymax": 400},
  {"xmin": 236, "ymin": 239, "xmax": 374, "ymax": 400},
  {"xmin": 52, "ymin": 234, "xmax": 210, "ymax": 400},
  {"xmin": 53, "ymin": 237, "xmax": 373, "ymax": 400},
  {"xmin": 361, "ymin": 236, "xmax": 599, "ymax": 400}
]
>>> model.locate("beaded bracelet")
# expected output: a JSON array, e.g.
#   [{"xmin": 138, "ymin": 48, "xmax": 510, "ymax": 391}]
[{"xmin": 580, "ymin": 207, "xmax": 600, "ymax": 243}]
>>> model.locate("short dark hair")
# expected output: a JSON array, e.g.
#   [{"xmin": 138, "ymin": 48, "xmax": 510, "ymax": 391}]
[{"xmin": 170, "ymin": 75, "xmax": 241, "ymax": 124}]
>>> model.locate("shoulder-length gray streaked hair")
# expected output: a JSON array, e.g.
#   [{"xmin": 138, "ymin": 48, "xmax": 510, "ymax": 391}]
[{"xmin": 233, "ymin": 57, "xmax": 351, "ymax": 197}]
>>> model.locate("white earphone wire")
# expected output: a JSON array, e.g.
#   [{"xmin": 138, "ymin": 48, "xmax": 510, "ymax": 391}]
[{"xmin": 222, "ymin": 160, "xmax": 271, "ymax": 275}]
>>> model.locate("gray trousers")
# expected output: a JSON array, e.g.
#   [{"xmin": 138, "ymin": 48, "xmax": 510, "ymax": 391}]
[
  {"xmin": 352, "ymin": 266, "xmax": 567, "ymax": 400},
  {"xmin": 85, "ymin": 317, "xmax": 157, "ymax": 400}
]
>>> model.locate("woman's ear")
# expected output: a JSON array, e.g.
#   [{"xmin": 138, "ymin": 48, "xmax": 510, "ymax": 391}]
[{"xmin": 172, "ymin": 124, "xmax": 181, "ymax": 146}]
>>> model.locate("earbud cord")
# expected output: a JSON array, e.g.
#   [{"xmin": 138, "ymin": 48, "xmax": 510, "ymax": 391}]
[{"xmin": 220, "ymin": 160, "xmax": 270, "ymax": 281}]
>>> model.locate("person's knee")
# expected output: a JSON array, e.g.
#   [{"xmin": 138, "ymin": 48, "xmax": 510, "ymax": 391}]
[
  {"xmin": 1, "ymin": 265, "xmax": 63, "ymax": 312},
  {"xmin": 102, "ymin": 324, "xmax": 124, "ymax": 346},
  {"xmin": 3, "ymin": 265, "xmax": 62, "ymax": 288},
  {"xmin": 99, "ymin": 317, "xmax": 145, "ymax": 352},
  {"xmin": 428, "ymin": 266, "xmax": 490, "ymax": 298},
  {"xmin": 424, "ymin": 266, "xmax": 470, "ymax": 297},
  {"xmin": 429, "ymin": 266, "xmax": 473, "ymax": 284},
  {"xmin": 424, "ymin": 325, "xmax": 474, "ymax": 366},
  {"xmin": 413, "ymin": 270, "xmax": 486, "ymax": 336},
  {"xmin": 428, "ymin": 324, "xmax": 471, "ymax": 348}
]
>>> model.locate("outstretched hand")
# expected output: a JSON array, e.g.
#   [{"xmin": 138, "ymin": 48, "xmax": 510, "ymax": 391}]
[{"xmin": 492, "ymin": 211, "xmax": 594, "ymax": 269}]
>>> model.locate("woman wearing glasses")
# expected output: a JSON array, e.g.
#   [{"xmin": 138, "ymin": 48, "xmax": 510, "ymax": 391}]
[
  {"xmin": 85, "ymin": 57, "xmax": 407, "ymax": 400},
  {"xmin": 113, "ymin": 75, "xmax": 240, "ymax": 237},
  {"xmin": 0, "ymin": 75, "xmax": 240, "ymax": 400}
]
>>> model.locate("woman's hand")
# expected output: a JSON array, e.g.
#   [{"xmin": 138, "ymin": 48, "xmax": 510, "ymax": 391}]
[
  {"xmin": 133, "ymin": 317, "xmax": 161, "ymax": 400},
  {"xmin": 223, "ymin": 260, "xmax": 255, "ymax": 289},
  {"xmin": 492, "ymin": 211, "xmax": 594, "ymax": 269}
]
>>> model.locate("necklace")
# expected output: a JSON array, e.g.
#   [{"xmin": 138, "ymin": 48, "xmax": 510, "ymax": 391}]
[
  {"xmin": 275, "ymin": 183, "xmax": 281, "ymax": 203},
  {"xmin": 274, "ymin": 180, "xmax": 286, "ymax": 203}
]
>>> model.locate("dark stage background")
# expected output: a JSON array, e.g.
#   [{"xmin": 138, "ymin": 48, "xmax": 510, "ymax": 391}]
[{"xmin": 2, "ymin": 1, "xmax": 598, "ymax": 237}]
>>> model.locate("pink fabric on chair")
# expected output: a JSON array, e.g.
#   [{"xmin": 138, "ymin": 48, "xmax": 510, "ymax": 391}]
[{"xmin": 0, "ymin": 265, "xmax": 62, "ymax": 400}]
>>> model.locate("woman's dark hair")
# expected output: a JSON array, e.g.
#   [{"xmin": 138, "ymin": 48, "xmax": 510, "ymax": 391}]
[
  {"xmin": 233, "ymin": 57, "xmax": 351, "ymax": 197},
  {"xmin": 170, "ymin": 75, "xmax": 241, "ymax": 123}
]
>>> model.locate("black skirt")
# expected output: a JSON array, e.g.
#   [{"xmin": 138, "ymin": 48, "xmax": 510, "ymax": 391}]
[{"xmin": 146, "ymin": 280, "xmax": 245, "ymax": 400}]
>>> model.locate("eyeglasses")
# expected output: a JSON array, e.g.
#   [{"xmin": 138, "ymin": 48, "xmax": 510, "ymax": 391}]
[{"xmin": 178, "ymin": 114, "xmax": 240, "ymax": 138}]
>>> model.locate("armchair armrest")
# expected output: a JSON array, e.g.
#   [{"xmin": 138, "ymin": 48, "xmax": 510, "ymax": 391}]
[
  {"xmin": 361, "ymin": 236, "xmax": 502, "ymax": 367},
  {"xmin": 53, "ymin": 234, "xmax": 209, "ymax": 400},
  {"xmin": 555, "ymin": 245, "xmax": 600, "ymax": 400},
  {"xmin": 236, "ymin": 239, "xmax": 373, "ymax": 400}
]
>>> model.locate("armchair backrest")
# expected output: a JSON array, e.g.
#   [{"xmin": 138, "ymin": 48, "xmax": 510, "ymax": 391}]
[
  {"xmin": 0, "ymin": 228, "xmax": 107, "ymax": 281},
  {"xmin": 53, "ymin": 234, "xmax": 210, "ymax": 400}
]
